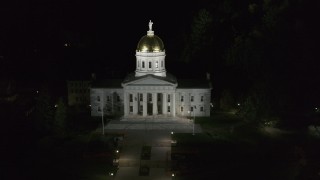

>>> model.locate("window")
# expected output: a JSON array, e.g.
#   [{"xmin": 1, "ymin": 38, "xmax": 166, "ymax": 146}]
[
  {"xmin": 201, "ymin": 96, "xmax": 204, "ymax": 102},
  {"xmin": 191, "ymin": 96, "xmax": 194, "ymax": 102},
  {"xmin": 142, "ymin": 61, "xmax": 145, "ymax": 68},
  {"xmin": 200, "ymin": 107, "xmax": 204, "ymax": 112},
  {"xmin": 155, "ymin": 61, "xmax": 158, "ymax": 68},
  {"xmin": 181, "ymin": 106, "xmax": 183, "ymax": 112},
  {"xmin": 97, "ymin": 96, "xmax": 100, "ymax": 102},
  {"xmin": 168, "ymin": 95, "xmax": 170, "ymax": 102},
  {"xmin": 117, "ymin": 95, "xmax": 120, "ymax": 102},
  {"xmin": 130, "ymin": 106, "xmax": 133, "ymax": 112},
  {"xmin": 149, "ymin": 61, "xmax": 152, "ymax": 68},
  {"xmin": 157, "ymin": 93, "xmax": 161, "ymax": 101},
  {"xmin": 161, "ymin": 61, "xmax": 163, "ymax": 67},
  {"xmin": 168, "ymin": 106, "xmax": 170, "ymax": 112},
  {"xmin": 129, "ymin": 94, "xmax": 133, "ymax": 102},
  {"xmin": 148, "ymin": 94, "xmax": 152, "ymax": 102},
  {"xmin": 190, "ymin": 106, "xmax": 193, "ymax": 112},
  {"xmin": 181, "ymin": 96, "xmax": 184, "ymax": 102},
  {"xmin": 140, "ymin": 105, "xmax": 143, "ymax": 112},
  {"xmin": 107, "ymin": 96, "xmax": 110, "ymax": 102},
  {"xmin": 98, "ymin": 107, "xmax": 101, "ymax": 112},
  {"xmin": 139, "ymin": 94, "xmax": 143, "ymax": 101}
]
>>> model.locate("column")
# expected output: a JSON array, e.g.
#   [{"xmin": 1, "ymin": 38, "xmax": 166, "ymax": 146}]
[
  {"xmin": 172, "ymin": 92, "xmax": 176, "ymax": 117},
  {"xmin": 124, "ymin": 92, "xmax": 129, "ymax": 116},
  {"xmin": 152, "ymin": 92, "xmax": 157, "ymax": 115},
  {"xmin": 133, "ymin": 93, "xmax": 138, "ymax": 115},
  {"xmin": 143, "ymin": 92, "xmax": 147, "ymax": 117},
  {"xmin": 162, "ymin": 93, "xmax": 167, "ymax": 115},
  {"xmin": 111, "ymin": 93, "xmax": 114, "ymax": 114}
]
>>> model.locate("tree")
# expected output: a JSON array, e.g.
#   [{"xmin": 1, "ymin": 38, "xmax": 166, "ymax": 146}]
[
  {"xmin": 181, "ymin": 9, "xmax": 213, "ymax": 63},
  {"xmin": 54, "ymin": 97, "xmax": 67, "ymax": 135},
  {"xmin": 33, "ymin": 86, "xmax": 54, "ymax": 135},
  {"xmin": 219, "ymin": 89, "xmax": 235, "ymax": 111}
]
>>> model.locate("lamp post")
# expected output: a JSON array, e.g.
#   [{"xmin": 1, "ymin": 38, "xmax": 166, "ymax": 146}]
[
  {"xmin": 188, "ymin": 106, "xmax": 196, "ymax": 136},
  {"xmin": 101, "ymin": 94, "xmax": 105, "ymax": 135},
  {"xmin": 192, "ymin": 106, "xmax": 196, "ymax": 136}
]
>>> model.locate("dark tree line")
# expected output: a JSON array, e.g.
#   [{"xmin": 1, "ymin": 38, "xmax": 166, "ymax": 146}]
[
  {"xmin": 32, "ymin": 86, "xmax": 67, "ymax": 136},
  {"xmin": 179, "ymin": 0, "xmax": 320, "ymax": 127}
]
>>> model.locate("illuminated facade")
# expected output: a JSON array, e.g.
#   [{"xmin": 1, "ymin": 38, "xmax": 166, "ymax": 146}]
[{"xmin": 90, "ymin": 21, "xmax": 212, "ymax": 117}]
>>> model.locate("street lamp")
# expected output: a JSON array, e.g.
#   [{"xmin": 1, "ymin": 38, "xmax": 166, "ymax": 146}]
[
  {"xmin": 192, "ymin": 106, "xmax": 196, "ymax": 135},
  {"xmin": 101, "ymin": 94, "xmax": 105, "ymax": 135},
  {"xmin": 188, "ymin": 106, "xmax": 196, "ymax": 135}
]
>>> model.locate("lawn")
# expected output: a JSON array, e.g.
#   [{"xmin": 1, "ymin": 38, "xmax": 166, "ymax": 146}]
[
  {"xmin": 171, "ymin": 112, "xmax": 320, "ymax": 180},
  {"xmin": 141, "ymin": 145, "xmax": 152, "ymax": 160},
  {"xmin": 22, "ymin": 132, "xmax": 119, "ymax": 180}
]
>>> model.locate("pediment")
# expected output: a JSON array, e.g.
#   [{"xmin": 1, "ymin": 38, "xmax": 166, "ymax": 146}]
[{"xmin": 123, "ymin": 75, "xmax": 176, "ymax": 86}]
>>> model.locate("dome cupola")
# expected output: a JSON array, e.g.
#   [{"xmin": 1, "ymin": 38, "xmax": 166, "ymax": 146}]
[
  {"xmin": 135, "ymin": 21, "xmax": 166, "ymax": 77},
  {"xmin": 137, "ymin": 20, "xmax": 164, "ymax": 52}
]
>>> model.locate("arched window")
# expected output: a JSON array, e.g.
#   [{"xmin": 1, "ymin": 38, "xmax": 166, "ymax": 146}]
[
  {"xmin": 149, "ymin": 61, "xmax": 152, "ymax": 68},
  {"xmin": 155, "ymin": 61, "xmax": 158, "ymax": 68},
  {"xmin": 142, "ymin": 61, "xmax": 145, "ymax": 68}
]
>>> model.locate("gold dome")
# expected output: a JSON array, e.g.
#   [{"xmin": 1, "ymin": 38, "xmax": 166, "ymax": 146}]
[{"xmin": 137, "ymin": 35, "xmax": 164, "ymax": 52}]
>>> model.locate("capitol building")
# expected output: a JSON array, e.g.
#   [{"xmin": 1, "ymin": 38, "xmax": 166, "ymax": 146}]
[{"xmin": 90, "ymin": 21, "xmax": 212, "ymax": 118}]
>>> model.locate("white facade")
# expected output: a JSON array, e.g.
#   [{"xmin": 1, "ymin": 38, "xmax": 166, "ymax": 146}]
[
  {"xmin": 135, "ymin": 51, "xmax": 166, "ymax": 77},
  {"xmin": 90, "ymin": 88, "xmax": 123, "ymax": 117},
  {"xmin": 90, "ymin": 21, "xmax": 212, "ymax": 118}
]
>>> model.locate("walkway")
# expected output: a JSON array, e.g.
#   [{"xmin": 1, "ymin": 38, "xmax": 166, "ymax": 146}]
[
  {"xmin": 103, "ymin": 116, "xmax": 202, "ymax": 179},
  {"xmin": 104, "ymin": 116, "xmax": 202, "ymax": 133}
]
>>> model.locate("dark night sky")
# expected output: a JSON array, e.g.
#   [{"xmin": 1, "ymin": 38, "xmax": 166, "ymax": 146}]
[
  {"xmin": 0, "ymin": 0, "xmax": 206, "ymax": 80},
  {"xmin": 0, "ymin": 0, "xmax": 320, "ymax": 106}
]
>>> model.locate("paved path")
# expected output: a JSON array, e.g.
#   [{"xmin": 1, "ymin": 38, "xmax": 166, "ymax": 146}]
[
  {"xmin": 104, "ymin": 116, "xmax": 202, "ymax": 133},
  {"xmin": 103, "ymin": 117, "xmax": 200, "ymax": 180}
]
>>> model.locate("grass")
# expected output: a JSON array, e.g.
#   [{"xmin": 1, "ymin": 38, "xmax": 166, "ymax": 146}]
[
  {"xmin": 139, "ymin": 166, "xmax": 150, "ymax": 176},
  {"xmin": 171, "ymin": 112, "xmax": 320, "ymax": 179},
  {"xmin": 23, "ymin": 132, "xmax": 120, "ymax": 180},
  {"xmin": 141, "ymin": 146, "xmax": 152, "ymax": 160}
]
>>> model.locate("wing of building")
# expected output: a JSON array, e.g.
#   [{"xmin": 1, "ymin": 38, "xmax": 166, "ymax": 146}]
[{"xmin": 90, "ymin": 21, "xmax": 212, "ymax": 117}]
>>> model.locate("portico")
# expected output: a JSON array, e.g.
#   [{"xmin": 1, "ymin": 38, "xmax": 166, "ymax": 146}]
[{"xmin": 122, "ymin": 75, "xmax": 177, "ymax": 117}]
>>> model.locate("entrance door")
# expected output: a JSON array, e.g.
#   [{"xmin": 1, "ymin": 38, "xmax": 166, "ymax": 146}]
[{"xmin": 147, "ymin": 93, "xmax": 153, "ymax": 115}]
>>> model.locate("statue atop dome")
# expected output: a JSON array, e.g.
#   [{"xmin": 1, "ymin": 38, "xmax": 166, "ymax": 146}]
[{"xmin": 149, "ymin": 20, "xmax": 153, "ymax": 31}]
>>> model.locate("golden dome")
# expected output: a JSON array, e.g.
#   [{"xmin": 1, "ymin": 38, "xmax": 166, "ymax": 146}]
[{"xmin": 137, "ymin": 35, "xmax": 164, "ymax": 52}]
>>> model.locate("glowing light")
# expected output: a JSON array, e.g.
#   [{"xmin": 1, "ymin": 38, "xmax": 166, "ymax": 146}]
[
  {"xmin": 89, "ymin": 104, "xmax": 91, "ymax": 107},
  {"xmin": 237, "ymin": 103, "xmax": 241, "ymax": 106},
  {"xmin": 142, "ymin": 46, "xmax": 148, "ymax": 52},
  {"xmin": 110, "ymin": 172, "xmax": 114, "ymax": 176},
  {"xmin": 172, "ymin": 173, "xmax": 175, "ymax": 177},
  {"xmin": 171, "ymin": 131, "xmax": 174, "ymax": 135},
  {"xmin": 116, "ymin": 150, "xmax": 119, "ymax": 153},
  {"xmin": 36, "ymin": 90, "xmax": 39, "ymax": 94},
  {"xmin": 54, "ymin": 104, "xmax": 58, "ymax": 108}
]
